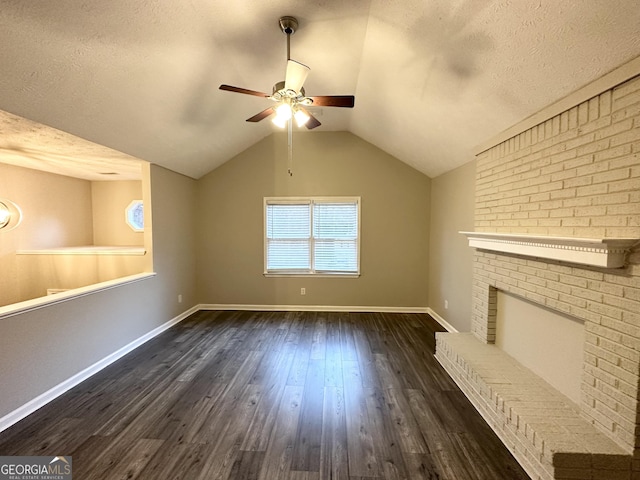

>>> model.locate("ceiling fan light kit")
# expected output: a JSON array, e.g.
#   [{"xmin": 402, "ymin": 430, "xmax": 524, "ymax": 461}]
[
  {"xmin": 219, "ymin": 15, "xmax": 355, "ymax": 175},
  {"xmin": 0, "ymin": 198, "xmax": 23, "ymax": 232}
]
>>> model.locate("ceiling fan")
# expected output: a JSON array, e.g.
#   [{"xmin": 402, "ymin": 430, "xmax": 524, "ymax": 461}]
[{"xmin": 219, "ymin": 16, "xmax": 355, "ymax": 131}]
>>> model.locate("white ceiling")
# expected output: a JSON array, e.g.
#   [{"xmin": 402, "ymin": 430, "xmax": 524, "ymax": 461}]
[
  {"xmin": 0, "ymin": 110, "xmax": 142, "ymax": 181},
  {"xmin": 0, "ymin": 0, "xmax": 639, "ymax": 180}
]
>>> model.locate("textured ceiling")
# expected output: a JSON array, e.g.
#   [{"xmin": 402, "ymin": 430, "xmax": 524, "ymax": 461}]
[
  {"xmin": 0, "ymin": 0, "xmax": 639, "ymax": 180},
  {"xmin": 0, "ymin": 110, "xmax": 142, "ymax": 181}
]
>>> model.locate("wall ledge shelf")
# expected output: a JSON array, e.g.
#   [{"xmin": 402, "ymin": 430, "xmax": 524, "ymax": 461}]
[
  {"xmin": 16, "ymin": 246, "xmax": 146, "ymax": 256},
  {"xmin": 460, "ymin": 232, "xmax": 639, "ymax": 268},
  {"xmin": 0, "ymin": 272, "xmax": 156, "ymax": 320}
]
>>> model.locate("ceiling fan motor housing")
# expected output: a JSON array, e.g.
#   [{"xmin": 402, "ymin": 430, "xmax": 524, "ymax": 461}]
[{"xmin": 272, "ymin": 80, "xmax": 305, "ymax": 97}]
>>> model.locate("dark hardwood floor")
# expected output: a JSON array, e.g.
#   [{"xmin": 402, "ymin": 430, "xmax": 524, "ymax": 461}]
[{"xmin": 0, "ymin": 311, "xmax": 530, "ymax": 479}]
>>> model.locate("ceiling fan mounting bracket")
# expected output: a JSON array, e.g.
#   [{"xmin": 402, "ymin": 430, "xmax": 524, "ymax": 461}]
[{"xmin": 279, "ymin": 16, "xmax": 298, "ymax": 36}]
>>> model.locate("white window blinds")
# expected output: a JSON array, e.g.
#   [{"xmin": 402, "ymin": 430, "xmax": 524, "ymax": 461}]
[
  {"xmin": 265, "ymin": 198, "xmax": 360, "ymax": 275},
  {"xmin": 313, "ymin": 202, "xmax": 359, "ymax": 273},
  {"xmin": 265, "ymin": 202, "xmax": 311, "ymax": 272}
]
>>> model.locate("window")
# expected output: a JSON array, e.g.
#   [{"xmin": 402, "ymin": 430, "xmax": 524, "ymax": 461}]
[
  {"xmin": 125, "ymin": 200, "xmax": 144, "ymax": 232},
  {"xmin": 265, "ymin": 197, "xmax": 360, "ymax": 275}
]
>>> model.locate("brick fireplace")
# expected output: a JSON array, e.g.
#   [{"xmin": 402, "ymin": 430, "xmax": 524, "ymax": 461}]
[{"xmin": 436, "ymin": 73, "xmax": 640, "ymax": 480}]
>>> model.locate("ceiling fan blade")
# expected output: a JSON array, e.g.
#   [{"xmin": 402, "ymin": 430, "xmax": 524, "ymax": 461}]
[
  {"xmin": 308, "ymin": 95, "xmax": 355, "ymax": 108},
  {"xmin": 300, "ymin": 107, "xmax": 321, "ymax": 130},
  {"xmin": 219, "ymin": 84, "xmax": 270, "ymax": 98},
  {"xmin": 246, "ymin": 107, "xmax": 275, "ymax": 122},
  {"xmin": 284, "ymin": 60, "xmax": 310, "ymax": 93}
]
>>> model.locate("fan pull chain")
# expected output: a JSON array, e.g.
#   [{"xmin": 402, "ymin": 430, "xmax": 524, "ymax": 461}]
[{"xmin": 287, "ymin": 117, "xmax": 293, "ymax": 176}]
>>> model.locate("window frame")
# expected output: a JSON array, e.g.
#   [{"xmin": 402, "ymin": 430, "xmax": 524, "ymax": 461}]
[
  {"xmin": 125, "ymin": 200, "xmax": 144, "ymax": 232},
  {"xmin": 263, "ymin": 196, "xmax": 361, "ymax": 277}
]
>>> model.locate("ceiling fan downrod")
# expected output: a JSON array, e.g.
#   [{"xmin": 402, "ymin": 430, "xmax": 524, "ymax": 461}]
[
  {"xmin": 279, "ymin": 16, "xmax": 298, "ymax": 61},
  {"xmin": 279, "ymin": 16, "xmax": 299, "ymax": 176}
]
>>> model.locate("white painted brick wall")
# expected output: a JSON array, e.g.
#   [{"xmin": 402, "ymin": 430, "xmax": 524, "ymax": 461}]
[{"xmin": 470, "ymin": 74, "xmax": 640, "ymax": 471}]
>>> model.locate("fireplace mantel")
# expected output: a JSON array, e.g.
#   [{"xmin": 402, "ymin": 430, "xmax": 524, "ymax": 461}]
[{"xmin": 460, "ymin": 231, "xmax": 638, "ymax": 268}]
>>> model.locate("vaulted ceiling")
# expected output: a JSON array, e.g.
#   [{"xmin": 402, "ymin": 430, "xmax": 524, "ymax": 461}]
[{"xmin": 1, "ymin": 1, "xmax": 639, "ymax": 180}]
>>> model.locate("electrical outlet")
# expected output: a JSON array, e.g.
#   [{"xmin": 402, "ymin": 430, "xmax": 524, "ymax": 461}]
[
  {"xmin": 444, "ymin": 300, "xmax": 449, "ymax": 309},
  {"xmin": 178, "ymin": 294, "xmax": 183, "ymax": 303},
  {"xmin": 300, "ymin": 287, "xmax": 306, "ymax": 295}
]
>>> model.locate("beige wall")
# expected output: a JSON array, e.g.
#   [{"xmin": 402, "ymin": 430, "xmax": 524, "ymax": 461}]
[
  {"xmin": 196, "ymin": 131, "xmax": 431, "ymax": 308},
  {"xmin": 0, "ymin": 164, "xmax": 197, "ymax": 419},
  {"xmin": 150, "ymin": 166, "xmax": 198, "ymax": 308},
  {"xmin": 92, "ymin": 180, "xmax": 144, "ymax": 246},
  {"xmin": 0, "ymin": 163, "xmax": 94, "ymax": 249},
  {"xmin": 0, "ymin": 164, "xmax": 93, "ymax": 305},
  {"xmin": 428, "ymin": 160, "xmax": 476, "ymax": 331}
]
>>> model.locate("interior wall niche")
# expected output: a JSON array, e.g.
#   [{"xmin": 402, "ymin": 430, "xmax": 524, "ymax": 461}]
[
  {"xmin": 495, "ymin": 289, "xmax": 585, "ymax": 404},
  {"xmin": 0, "ymin": 163, "xmax": 147, "ymax": 308}
]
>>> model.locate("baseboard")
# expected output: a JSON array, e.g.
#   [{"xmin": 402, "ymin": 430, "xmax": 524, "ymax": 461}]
[
  {"xmin": 198, "ymin": 304, "xmax": 429, "ymax": 314},
  {"xmin": 426, "ymin": 307, "xmax": 459, "ymax": 332},
  {"xmin": 0, "ymin": 304, "xmax": 199, "ymax": 434}
]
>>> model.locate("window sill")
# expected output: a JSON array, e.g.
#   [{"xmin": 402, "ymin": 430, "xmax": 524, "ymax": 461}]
[{"xmin": 263, "ymin": 273, "xmax": 360, "ymax": 278}]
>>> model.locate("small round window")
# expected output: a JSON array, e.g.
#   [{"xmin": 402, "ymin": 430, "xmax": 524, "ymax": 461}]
[{"xmin": 125, "ymin": 200, "xmax": 144, "ymax": 232}]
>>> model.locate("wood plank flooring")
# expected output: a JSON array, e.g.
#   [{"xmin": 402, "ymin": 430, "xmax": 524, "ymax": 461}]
[{"xmin": 0, "ymin": 311, "xmax": 531, "ymax": 479}]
